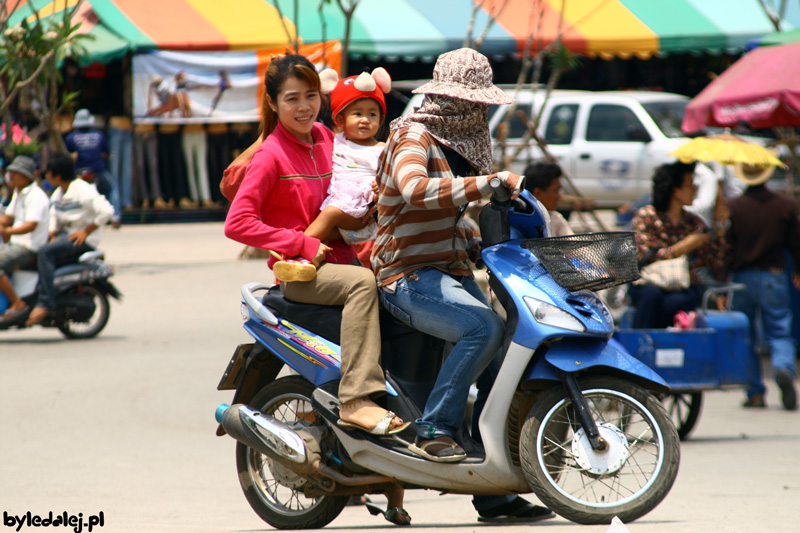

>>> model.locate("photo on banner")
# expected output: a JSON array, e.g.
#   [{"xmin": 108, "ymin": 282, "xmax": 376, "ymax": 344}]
[{"xmin": 131, "ymin": 41, "xmax": 342, "ymax": 123}]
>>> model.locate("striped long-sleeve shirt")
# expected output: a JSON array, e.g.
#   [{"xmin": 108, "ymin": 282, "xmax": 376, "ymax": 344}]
[{"xmin": 371, "ymin": 123, "xmax": 518, "ymax": 287}]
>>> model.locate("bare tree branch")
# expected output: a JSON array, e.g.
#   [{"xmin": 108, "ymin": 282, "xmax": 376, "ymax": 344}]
[
  {"xmin": 0, "ymin": 48, "xmax": 57, "ymax": 114},
  {"xmin": 270, "ymin": 0, "xmax": 300, "ymax": 53},
  {"xmin": 474, "ymin": 0, "xmax": 509, "ymax": 51}
]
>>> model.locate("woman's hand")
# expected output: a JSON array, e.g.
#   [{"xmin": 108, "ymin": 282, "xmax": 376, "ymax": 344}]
[
  {"xmin": 495, "ymin": 171, "xmax": 524, "ymax": 199},
  {"xmin": 672, "ymin": 232, "xmax": 711, "ymax": 257},
  {"xmin": 312, "ymin": 242, "xmax": 332, "ymax": 267}
]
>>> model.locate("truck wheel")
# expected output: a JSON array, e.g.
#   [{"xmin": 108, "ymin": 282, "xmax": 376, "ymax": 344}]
[{"xmin": 235, "ymin": 376, "xmax": 348, "ymax": 529}]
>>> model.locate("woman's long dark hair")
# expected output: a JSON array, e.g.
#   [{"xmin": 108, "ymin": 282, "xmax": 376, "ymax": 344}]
[
  {"xmin": 259, "ymin": 54, "xmax": 325, "ymax": 137},
  {"xmin": 652, "ymin": 161, "xmax": 696, "ymax": 212}
]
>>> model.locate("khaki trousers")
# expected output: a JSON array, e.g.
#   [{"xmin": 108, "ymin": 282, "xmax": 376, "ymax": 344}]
[{"xmin": 281, "ymin": 263, "xmax": 385, "ymax": 404}]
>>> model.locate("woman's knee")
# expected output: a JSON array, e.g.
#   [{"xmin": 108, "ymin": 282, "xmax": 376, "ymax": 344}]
[{"xmin": 466, "ymin": 305, "xmax": 505, "ymax": 348}]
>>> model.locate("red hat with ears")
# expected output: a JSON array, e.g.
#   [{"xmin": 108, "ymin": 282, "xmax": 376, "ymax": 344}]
[{"xmin": 320, "ymin": 67, "xmax": 392, "ymax": 119}]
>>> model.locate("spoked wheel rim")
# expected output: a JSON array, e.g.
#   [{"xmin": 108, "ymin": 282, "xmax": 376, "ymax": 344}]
[
  {"xmin": 246, "ymin": 391, "xmax": 324, "ymax": 516},
  {"xmin": 537, "ymin": 388, "xmax": 666, "ymax": 508},
  {"xmin": 662, "ymin": 392, "xmax": 702, "ymax": 440}
]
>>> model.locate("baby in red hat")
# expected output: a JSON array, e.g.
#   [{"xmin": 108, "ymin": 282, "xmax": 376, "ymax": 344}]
[{"xmin": 272, "ymin": 67, "xmax": 391, "ymax": 282}]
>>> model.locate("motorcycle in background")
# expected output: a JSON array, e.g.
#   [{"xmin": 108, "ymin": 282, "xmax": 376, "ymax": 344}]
[{"xmin": 0, "ymin": 250, "xmax": 121, "ymax": 338}]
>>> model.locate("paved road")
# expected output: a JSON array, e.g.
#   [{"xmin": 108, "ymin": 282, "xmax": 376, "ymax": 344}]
[{"xmin": 1, "ymin": 222, "xmax": 798, "ymax": 533}]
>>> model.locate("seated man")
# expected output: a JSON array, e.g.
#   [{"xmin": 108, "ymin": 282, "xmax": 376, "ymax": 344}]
[
  {"xmin": 26, "ymin": 154, "xmax": 114, "ymax": 326},
  {"xmin": 523, "ymin": 160, "xmax": 573, "ymax": 237},
  {"xmin": 0, "ymin": 155, "xmax": 50, "ymax": 319}
]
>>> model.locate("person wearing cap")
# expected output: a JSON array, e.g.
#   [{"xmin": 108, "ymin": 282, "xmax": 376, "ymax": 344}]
[
  {"xmin": 64, "ymin": 109, "xmax": 120, "ymax": 226},
  {"xmin": 372, "ymin": 48, "xmax": 553, "ymax": 522},
  {"xmin": 725, "ymin": 161, "xmax": 800, "ymax": 411},
  {"xmin": 25, "ymin": 154, "xmax": 114, "ymax": 326},
  {"xmin": 0, "ymin": 155, "xmax": 50, "ymax": 320},
  {"xmin": 270, "ymin": 67, "xmax": 391, "ymax": 282}
]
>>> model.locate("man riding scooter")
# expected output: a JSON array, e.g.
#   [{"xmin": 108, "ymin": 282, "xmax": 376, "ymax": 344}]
[
  {"xmin": 0, "ymin": 155, "xmax": 50, "ymax": 320},
  {"xmin": 25, "ymin": 154, "xmax": 114, "ymax": 326}
]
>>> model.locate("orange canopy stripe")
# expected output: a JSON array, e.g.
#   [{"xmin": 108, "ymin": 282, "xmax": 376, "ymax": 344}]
[{"xmin": 109, "ymin": 0, "xmax": 229, "ymax": 50}]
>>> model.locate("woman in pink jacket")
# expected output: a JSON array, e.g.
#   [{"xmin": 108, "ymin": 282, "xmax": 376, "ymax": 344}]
[{"xmin": 224, "ymin": 54, "xmax": 408, "ymax": 438}]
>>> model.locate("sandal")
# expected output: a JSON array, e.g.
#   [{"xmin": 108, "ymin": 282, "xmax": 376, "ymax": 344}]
[
  {"xmin": 337, "ymin": 410, "xmax": 410, "ymax": 435},
  {"xmin": 0, "ymin": 305, "xmax": 29, "ymax": 321},
  {"xmin": 269, "ymin": 251, "xmax": 317, "ymax": 283},
  {"xmin": 408, "ymin": 435, "xmax": 466, "ymax": 463},
  {"xmin": 477, "ymin": 497, "xmax": 555, "ymax": 523},
  {"xmin": 366, "ymin": 502, "xmax": 411, "ymax": 526},
  {"xmin": 24, "ymin": 307, "xmax": 49, "ymax": 327}
]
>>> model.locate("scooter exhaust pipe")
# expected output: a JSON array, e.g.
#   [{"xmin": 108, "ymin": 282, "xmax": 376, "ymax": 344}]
[{"xmin": 216, "ymin": 404, "xmax": 307, "ymax": 464}]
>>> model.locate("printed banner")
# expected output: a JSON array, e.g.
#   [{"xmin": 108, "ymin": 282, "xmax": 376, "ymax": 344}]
[{"xmin": 132, "ymin": 41, "xmax": 342, "ymax": 124}]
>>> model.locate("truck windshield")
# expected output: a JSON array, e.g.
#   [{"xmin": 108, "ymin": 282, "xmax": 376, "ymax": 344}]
[{"xmin": 642, "ymin": 101, "xmax": 687, "ymax": 138}]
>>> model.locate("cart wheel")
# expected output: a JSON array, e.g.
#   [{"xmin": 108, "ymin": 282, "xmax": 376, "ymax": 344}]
[{"xmin": 661, "ymin": 392, "xmax": 703, "ymax": 440}]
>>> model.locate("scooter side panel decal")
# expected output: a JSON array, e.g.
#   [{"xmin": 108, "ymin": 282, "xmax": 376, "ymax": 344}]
[
  {"xmin": 244, "ymin": 314, "xmax": 399, "ymax": 395},
  {"xmin": 277, "ymin": 338, "xmax": 327, "ymax": 368}
]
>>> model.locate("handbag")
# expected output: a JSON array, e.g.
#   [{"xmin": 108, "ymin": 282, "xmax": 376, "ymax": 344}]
[{"xmin": 635, "ymin": 255, "xmax": 691, "ymax": 291}]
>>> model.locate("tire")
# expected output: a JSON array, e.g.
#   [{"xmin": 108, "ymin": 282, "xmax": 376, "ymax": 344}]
[
  {"xmin": 520, "ymin": 377, "xmax": 680, "ymax": 525},
  {"xmin": 56, "ymin": 285, "xmax": 110, "ymax": 339},
  {"xmin": 235, "ymin": 376, "xmax": 348, "ymax": 530},
  {"xmin": 661, "ymin": 392, "xmax": 702, "ymax": 441}
]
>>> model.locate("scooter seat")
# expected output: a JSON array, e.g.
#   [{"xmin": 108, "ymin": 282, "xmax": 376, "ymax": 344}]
[
  {"xmin": 261, "ymin": 286, "xmax": 418, "ymax": 345},
  {"xmin": 262, "ymin": 286, "xmax": 446, "ymax": 410}
]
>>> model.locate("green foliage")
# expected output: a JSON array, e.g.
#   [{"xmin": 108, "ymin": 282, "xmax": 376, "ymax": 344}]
[
  {"xmin": 547, "ymin": 42, "xmax": 581, "ymax": 74},
  {"xmin": 2, "ymin": 138, "xmax": 43, "ymax": 160}
]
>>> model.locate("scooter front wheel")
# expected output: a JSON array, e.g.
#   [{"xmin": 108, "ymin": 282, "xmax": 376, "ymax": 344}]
[
  {"xmin": 520, "ymin": 376, "xmax": 680, "ymax": 525},
  {"xmin": 235, "ymin": 376, "xmax": 348, "ymax": 530}
]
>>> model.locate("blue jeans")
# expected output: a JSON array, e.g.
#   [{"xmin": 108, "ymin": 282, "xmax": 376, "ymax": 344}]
[
  {"xmin": 35, "ymin": 235, "xmax": 94, "ymax": 309},
  {"xmin": 732, "ymin": 270, "xmax": 798, "ymax": 398},
  {"xmin": 109, "ymin": 126, "xmax": 133, "ymax": 210},
  {"xmin": 379, "ymin": 267, "xmax": 504, "ymax": 439},
  {"xmin": 629, "ymin": 284, "xmax": 700, "ymax": 329}
]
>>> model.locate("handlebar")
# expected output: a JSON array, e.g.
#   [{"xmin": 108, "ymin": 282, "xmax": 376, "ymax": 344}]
[
  {"xmin": 489, "ymin": 177, "xmax": 511, "ymax": 203},
  {"xmin": 701, "ymin": 282, "xmax": 747, "ymax": 312}
]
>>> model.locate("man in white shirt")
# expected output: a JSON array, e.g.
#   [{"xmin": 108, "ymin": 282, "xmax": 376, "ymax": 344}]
[
  {"xmin": 0, "ymin": 156, "xmax": 50, "ymax": 319},
  {"xmin": 25, "ymin": 154, "xmax": 114, "ymax": 326}
]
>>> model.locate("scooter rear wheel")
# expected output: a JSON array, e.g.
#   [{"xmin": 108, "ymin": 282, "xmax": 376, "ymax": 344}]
[
  {"xmin": 56, "ymin": 285, "xmax": 110, "ymax": 339},
  {"xmin": 520, "ymin": 376, "xmax": 680, "ymax": 525},
  {"xmin": 235, "ymin": 376, "xmax": 348, "ymax": 530}
]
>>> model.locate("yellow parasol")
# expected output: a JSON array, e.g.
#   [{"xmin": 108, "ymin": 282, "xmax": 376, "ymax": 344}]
[{"xmin": 669, "ymin": 133, "xmax": 784, "ymax": 167}]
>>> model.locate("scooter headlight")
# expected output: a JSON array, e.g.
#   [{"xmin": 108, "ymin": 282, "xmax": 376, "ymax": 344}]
[
  {"xmin": 524, "ymin": 296, "xmax": 586, "ymax": 332},
  {"xmin": 240, "ymin": 302, "xmax": 250, "ymax": 322}
]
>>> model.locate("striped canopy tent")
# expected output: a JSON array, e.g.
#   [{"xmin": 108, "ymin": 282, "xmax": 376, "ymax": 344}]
[{"xmin": 6, "ymin": 0, "xmax": 798, "ymax": 66}]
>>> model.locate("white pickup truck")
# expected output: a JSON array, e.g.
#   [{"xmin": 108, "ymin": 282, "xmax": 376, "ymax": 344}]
[{"xmin": 403, "ymin": 89, "xmax": 700, "ymax": 208}]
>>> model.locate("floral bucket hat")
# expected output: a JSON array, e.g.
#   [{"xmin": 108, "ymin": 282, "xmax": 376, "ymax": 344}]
[{"xmin": 412, "ymin": 48, "xmax": 512, "ymax": 105}]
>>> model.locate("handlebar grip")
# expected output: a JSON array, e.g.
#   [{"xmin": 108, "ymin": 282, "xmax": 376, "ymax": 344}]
[{"xmin": 490, "ymin": 177, "xmax": 511, "ymax": 203}]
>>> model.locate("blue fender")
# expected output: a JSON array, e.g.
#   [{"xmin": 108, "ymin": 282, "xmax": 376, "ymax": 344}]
[{"xmin": 523, "ymin": 337, "xmax": 670, "ymax": 393}]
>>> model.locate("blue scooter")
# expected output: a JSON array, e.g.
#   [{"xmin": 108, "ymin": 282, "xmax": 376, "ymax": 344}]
[{"xmin": 215, "ymin": 186, "xmax": 680, "ymax": 529}]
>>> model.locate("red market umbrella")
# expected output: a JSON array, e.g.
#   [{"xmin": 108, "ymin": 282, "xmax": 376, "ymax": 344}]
[{"xmin": 682, "ymin": 41, "xmax": 800, "ymax": 132}]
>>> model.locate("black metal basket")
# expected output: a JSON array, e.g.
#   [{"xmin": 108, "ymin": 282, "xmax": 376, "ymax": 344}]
[{"xmin": 522, "ymin": 231, "xmax": 640, "ymax": 291}]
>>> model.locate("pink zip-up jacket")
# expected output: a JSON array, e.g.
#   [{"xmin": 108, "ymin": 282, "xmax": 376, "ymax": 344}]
[{"xmin": 224, "ymin": 121, "xmax": 356, "ymax": 268}]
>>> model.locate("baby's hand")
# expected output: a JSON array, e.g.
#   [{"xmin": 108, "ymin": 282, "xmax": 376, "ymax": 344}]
[
  {"xmin": 312, "ymin": 242, "xmax": 332, "ymax": 267},
  {"xmin": 362, "ymin": 204, "xmax": 377, "ymax": 224}
]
